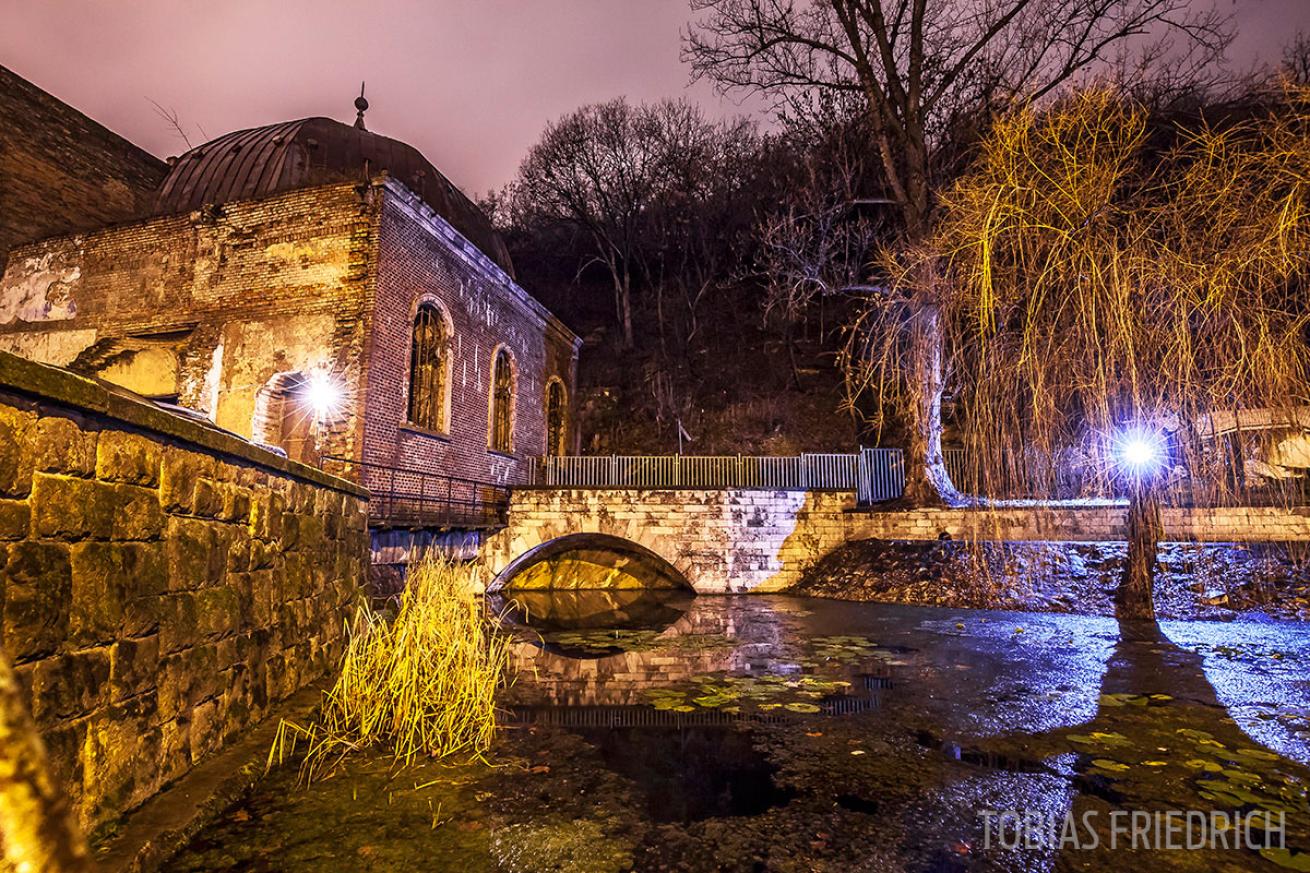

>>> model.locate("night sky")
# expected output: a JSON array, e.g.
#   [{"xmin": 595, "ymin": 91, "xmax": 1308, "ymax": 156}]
[{"xmin": 2, "ymin": 0, "xmax": 1307, "ymax": 197}]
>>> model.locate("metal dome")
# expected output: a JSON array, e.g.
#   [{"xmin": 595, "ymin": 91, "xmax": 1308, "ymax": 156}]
[{"xmin": 153, "ymin": 116, "xmax": 513, "ymax": 276}]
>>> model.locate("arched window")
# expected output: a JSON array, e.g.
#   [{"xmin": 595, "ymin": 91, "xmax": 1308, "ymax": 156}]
[
  {"xmin": 545, "ymin": 378, "xmax": 567, "ymax": 456},
  {"xmin": 406, "ymin": 303, "xmax": 448, "ymax": 431},
  {"xmin": 490, "ymin": 348, "xmax": 515, "ymax": 453}
]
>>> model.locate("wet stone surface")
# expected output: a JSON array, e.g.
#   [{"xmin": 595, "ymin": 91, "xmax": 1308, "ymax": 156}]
[{"xmin": 167, "ymin": 593, "xmax": 1310, "ymax": 871}]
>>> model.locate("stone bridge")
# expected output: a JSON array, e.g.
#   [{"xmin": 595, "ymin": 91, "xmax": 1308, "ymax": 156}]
[
  {"xmin": 481, "ymin": 488, "xmax": 852, "ymax": 593},
  {"xmin": 479, "ymin": 487, "xmax": 1310, "ymax": 594}
]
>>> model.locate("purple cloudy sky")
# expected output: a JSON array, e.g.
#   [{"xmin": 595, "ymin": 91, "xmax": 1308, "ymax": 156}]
[{"xmin": 2, "ymin": 0, "xmax": 1307, "ymax": 196}]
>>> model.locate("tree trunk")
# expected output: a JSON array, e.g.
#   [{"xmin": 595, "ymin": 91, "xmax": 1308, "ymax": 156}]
[
  {"xmin": 0, "ymin": 648, "xmax": 91, "ymax": 873},
  {"xmin": 619, "ymin": 262, "xmax": 635, "ymax": 350},
  {"xmin": 899, "ymin": 296, "xmax": 957, "ymax": 506},
  {"xmin": 1119, "ymin": 481, "xmax": 1160, "ymax": 620}
]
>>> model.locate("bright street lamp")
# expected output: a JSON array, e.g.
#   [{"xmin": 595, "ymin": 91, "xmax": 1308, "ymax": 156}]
[
  {"xmin": 1114, "ymin": 427, "xmax": 1165, "ymax": 479},
  {"xmin": 302, "ymin": 371, "xmax": 346, "ymax": 422}
]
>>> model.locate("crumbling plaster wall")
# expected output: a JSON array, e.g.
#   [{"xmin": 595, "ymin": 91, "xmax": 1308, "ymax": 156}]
[{"xmin": 0, "ymin": 182, "xmax": 377, "ymax": 463}]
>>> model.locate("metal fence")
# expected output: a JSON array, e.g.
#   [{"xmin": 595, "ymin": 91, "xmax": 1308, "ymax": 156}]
[
  {"xmin": 325, "ymin": 456, "xmax": 510, "ymax": 530},
  {"xmin": 525, "ymin": 453, "xmax": 861, "ymax": 490},
  {"xmin": 857, "ymin": 447, "xmax": 905, "ymax": 503}
]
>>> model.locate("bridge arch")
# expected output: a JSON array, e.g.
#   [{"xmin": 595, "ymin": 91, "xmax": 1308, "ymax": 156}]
[{"xmin": 487, "ymin": 532, "xmax": 694, "ymax": 593}]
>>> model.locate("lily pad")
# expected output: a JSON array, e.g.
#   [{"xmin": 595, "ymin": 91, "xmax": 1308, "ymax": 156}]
[
  {"xmin": 1236, "ymin": 747, "xmax": 1280, "ymax": 761},
  {"xmin": 1091, "ymin": 759, "xmax": 1130, "ymax": 772},
  {"xmin": 784, "ymin": 702, "xmax": 822, "ymax": 714},
  {"xmin": 1182, "ymin": 759, "xmax": 1224, "ymax": 772},
  {"xmin": 1261, "ymin": 848, "xmax": 1310, "ymax": 871}
]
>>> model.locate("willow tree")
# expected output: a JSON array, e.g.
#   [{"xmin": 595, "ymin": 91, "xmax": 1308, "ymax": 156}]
[
  {"xmin": 687, "ymin": 0, "xmax": 1226, "ymax": 505},
  {"xmin": 893, "ymin": 87, "xmax": 1310, "ymax": 617}
]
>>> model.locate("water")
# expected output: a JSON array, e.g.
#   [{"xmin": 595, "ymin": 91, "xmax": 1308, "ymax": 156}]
[{"xmin": 166, "ymin": 593, "xmax": 1310, "ymax": 871}]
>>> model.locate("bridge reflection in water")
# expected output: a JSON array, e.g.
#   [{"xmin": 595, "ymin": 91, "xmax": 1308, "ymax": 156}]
[
  {"xmin": 494, "ymin": 591, "xmax": 895, "ymax": 715},
  {"xmin": 494, "ymin": 592, "xmax": 899, "ymax": 825}
]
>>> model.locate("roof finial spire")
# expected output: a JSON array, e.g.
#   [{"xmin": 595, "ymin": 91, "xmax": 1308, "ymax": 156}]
[{"xmin": 354, "ymin": 82, "xmax": 368, "ymax": 130}]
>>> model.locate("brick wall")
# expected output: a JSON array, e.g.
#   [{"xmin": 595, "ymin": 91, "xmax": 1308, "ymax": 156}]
[
  {"xmin": 0, "ymin": 175, "xmax": 581, "ymax": 492},
  {"xmin": 363, "ymin": 180, "xmax": 580, "ymax": 485},
  {"xmin": 0, "ymin": 181, "xmax": 376, "ymax": 464},
  {"xmin": 483, "ymin": 490, "xmax": 1310, "ymax": 594},
  {"xmin": 0, "ymin": 351, "xmax": 368, "ymax": 833},
  {"xmin": 0, "ymin": 65, "xmax": 166, "ymax": 267}
]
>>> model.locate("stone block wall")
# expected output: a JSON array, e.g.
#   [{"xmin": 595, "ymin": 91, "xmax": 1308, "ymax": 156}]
[
  {"xmin": 484, "ymin": 490, "xmax": 1310, "ymax": 595},
  {"xmin": 846, "ymin": 503, "xmax": 1310, "ymax": 542},
  {"xmin": 0, "ymin": 352, "xmax": 368, "ymax": 833},
  {"xmin": 483, "ymin": 488, "xmax": 854, "ymax": 594}
]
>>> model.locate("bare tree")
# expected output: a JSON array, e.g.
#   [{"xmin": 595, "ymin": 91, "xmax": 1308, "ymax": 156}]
[
  {"xmin": 756, "ymin": 128, "xmax": 879, "ymax": 386},
  {"xmin": 512, "ymin": 100, "xmax": 686, "ymax": 349},
  {"xmin": 635, "ymin": 104, "xmax": 760, "ymax": 356},
  {"xmin": 1284, "ymin": 33, "xmax": 1310, "ymax": 86},
  {"xmin": 686, "ymin": 0, "xmax": 1228, "ymax": 505},
  {"xmin": 147, "ymin": 98, "xmax": 204, "ymax": 150}
]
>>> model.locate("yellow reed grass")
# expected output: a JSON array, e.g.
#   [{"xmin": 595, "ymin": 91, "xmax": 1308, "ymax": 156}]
[{"xmin": 268, "ymin": 557, "xmax": 510, "ymax": 782}]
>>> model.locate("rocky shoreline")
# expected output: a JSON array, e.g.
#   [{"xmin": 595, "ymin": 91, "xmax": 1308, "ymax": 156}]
[{"xmin": 793, "ymin": 539, "xmax": 1310, "ymax": 622}]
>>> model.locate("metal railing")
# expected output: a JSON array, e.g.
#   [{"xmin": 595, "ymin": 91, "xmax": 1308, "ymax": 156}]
[
  {"xmin": 525, "ymin": 453, "xmax": 862, "ymax": 490},
  {"xmin": 857, "ymin": 447, "xmax": 905, "ymax": 503},
  {"xmin": 325, "ymin": 456, "xmax": 510, "ymax": 530}
]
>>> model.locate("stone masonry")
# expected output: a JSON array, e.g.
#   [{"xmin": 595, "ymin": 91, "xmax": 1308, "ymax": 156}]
[
  {"xmin": 0, "ymin": 350, "xmax": 368, "ymax": 834},
  {"xmin": 482, "ymin": 489, "xmax": 1310, "ymax": 594},
  {"xmin": 482, "ymin": 489, "xmax": 854, "ymax": 594}
]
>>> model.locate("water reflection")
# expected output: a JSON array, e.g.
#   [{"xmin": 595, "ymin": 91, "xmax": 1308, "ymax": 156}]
[
  {"xmin": 168, "ymin": 594, "xmax": 1310, "ymax": 872},
  {"xmin": 491, "ymin": 589, "xmax": 694, "ymax": 632},
  {"xmin": 502, "ymin": 594, "xmax": 1310, "ymax": 869},
  {"xmin": 575, "ymin": 725, "xmax": 795, "ymax": 823}
]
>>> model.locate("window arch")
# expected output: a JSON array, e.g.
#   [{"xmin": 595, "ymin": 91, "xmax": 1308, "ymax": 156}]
[
  {"xmin": 545, "ymin": 377, "xmax": 567, "ymax": 456},
  {"xmin": 489, "ymin": 347, "xmax": 516, "ymax": 453},
  {"xmin": 406, "ymin": 302, "xmax": 450, "ymax": 432}
]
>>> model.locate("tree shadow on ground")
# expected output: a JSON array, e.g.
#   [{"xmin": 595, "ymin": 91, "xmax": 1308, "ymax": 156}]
[{"xmin": 985, "ymin": 607, "xmax": 1310, "ymax": 870}]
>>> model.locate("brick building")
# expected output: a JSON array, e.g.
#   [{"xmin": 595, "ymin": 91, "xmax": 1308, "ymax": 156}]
[
  {"xmin": 0, "ymin": 90, "xmax": 581, "ymax": 491},
  {"xmin": 0, "ymin": 65, "xmax": 167, "ymax": 266}
]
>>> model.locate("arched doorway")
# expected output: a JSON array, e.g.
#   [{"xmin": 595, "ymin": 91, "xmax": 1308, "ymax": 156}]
[{"xmin": 253, "ymin": 372, "xmax": 321, "ymax": 466}]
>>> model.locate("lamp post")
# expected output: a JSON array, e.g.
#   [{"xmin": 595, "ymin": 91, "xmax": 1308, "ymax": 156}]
[{"xmin": 1114, "ymin": 427, "xmax": 1165, "ymax": 620}]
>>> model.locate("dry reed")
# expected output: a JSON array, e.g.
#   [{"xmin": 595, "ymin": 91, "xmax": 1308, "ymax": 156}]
[{"xmin": 268, "ymin": 557, "xmax": 510, "ymax": 782}]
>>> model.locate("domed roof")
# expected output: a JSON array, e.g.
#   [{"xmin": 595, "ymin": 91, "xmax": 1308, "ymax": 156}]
[{"xmin": 153, "ymin": 117, "xmax": 513, "ymax": 276}]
